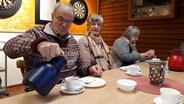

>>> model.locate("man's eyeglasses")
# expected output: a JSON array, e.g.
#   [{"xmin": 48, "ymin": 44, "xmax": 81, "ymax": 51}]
[{"xmin": 54, "ymin": 14, "xmax": 74, "ymax": 25}]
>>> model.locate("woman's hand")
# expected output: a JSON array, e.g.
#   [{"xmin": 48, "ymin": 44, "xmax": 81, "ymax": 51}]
[
  {"xmin": 88, "ymin": 64, "xmax": 103, "ymax": 77},
  {"xmin": 141, "ymin": 49, "xmax": 156, "ymax": 59},
  {"xmin": 146, "ymin": 49, "xmax": 156, "ymax": 58}
]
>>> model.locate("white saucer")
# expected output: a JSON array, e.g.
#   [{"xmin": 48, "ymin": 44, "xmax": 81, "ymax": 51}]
[
  {"xmin": 60, "ymin": 86, "xmax": 85, "ymax": 94},
  {"xmin": 153, "ymin": 96, "xmax": 183, "ymax": 104},
  {"xmin": 79, "ymin": 76, "xmax": 106, "ymax": 88},
  {"xmin": 153, "ymin": 96, "xmax": 163, "ymax": 104},
  {"xmin": 125, "ymin": 71, "xmax": 143, "ymax": 77}
]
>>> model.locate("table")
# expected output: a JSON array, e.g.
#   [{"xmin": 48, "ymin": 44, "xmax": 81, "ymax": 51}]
[{"xmin": 0, "ymin": 62, "xmax": 183, "ymax": 104}]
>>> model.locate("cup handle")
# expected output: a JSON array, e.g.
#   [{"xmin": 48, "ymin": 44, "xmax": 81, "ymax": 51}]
[{"xmin": 61, "ymin": 79, "xmax": 66, "ymax": 86}]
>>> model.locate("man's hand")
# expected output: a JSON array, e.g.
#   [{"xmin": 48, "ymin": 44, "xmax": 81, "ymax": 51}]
[
  {"xmin": 37, "ymin": 41, "xmax": 64, "ymax": 59},
  {"xmin": 88, "ymin": 64, "xmax": 103, "ymax": 77}
]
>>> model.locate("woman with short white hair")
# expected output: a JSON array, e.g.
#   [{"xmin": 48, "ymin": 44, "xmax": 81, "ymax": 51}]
[{"xmin": 78, "ymin": 13, "xmax": 116, "ymax": 77}]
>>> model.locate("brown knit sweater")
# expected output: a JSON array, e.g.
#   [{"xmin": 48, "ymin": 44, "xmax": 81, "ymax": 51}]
[{"xmin": 3, "ymin": 25, "xmax": 89, "ymax": 80}]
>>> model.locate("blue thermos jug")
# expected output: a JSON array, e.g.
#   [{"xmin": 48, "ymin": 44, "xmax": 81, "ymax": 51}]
[{"xmin": 23, "ymin": 56, "xmax": 67, "ymax": 96}]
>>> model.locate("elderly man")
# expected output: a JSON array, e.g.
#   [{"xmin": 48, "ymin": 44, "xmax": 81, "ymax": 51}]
[{"xmin": 3, "ymin": 2, "xmax": 102, "ymax": 91}]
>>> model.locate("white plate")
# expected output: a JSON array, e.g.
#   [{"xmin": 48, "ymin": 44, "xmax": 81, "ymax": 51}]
[
  {"xmin": 125, "ymin": 71, "xmax": 143, "ymax": 77},
  {"xmin": 145, "ymin": 60, "xmax": 156, "ymax": 63},
  {"xmin": 60, "ymin": 86, "xmax": 85, "ymax": 94},
  {"xmin": 120, "ymin": 65, "xmax": 141, "ymax": 71},
  {"xmin": 119, "ymin": 66, "xmax": 130, "ymax": 71},
  {"xmin": 153, "ymin": 96, "xmax": 184, "ymax": 104},
  {"xmin": 145, "ymin": 58, "xmax": 161, "ymax": 63},
  {"xmin": 79, "ymin": 76, "xmax": 106, "ymax": 88}
]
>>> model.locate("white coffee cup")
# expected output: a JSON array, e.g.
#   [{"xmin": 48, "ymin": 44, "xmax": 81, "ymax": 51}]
[
  {"xmin": 160, "ymin": 88, "xmax": 181, "ymax": 104},
  {"xmin": 63, "ymin": 76, "xmax": 81, "ymax": 91},
  {"xmin": 127, "ymin": 65, "xmax": 140, "ymax": 74}
]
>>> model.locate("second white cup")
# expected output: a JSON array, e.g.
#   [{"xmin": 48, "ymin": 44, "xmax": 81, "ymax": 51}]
[
  {"xmin": 160, "ymin": 88, "xmax": 181, "ymax": 104},
  {"xmin": 128, "ymin": 65, "xmax": 140, "ymax": 74}
]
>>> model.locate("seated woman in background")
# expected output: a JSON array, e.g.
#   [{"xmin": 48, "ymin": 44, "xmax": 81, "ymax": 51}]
[
  {"xmin": 78, "ymin": 13, "xmax": 116, "ymax": 76},
  {"xmin": 112, "ymin": 25, "xmax": 155, "ymax": 67}
]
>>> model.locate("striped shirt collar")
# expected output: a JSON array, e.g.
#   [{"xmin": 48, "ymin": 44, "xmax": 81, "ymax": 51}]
[{"xmin": 43, "ymin": 22, "xmax": 71, "ymax": 40}]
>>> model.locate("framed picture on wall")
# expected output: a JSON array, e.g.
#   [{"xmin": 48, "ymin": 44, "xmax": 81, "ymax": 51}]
[
  {"xmin": 35, "ymin": 0, "xmax": 57, "ymax": 24},
  {"xmin": 128, "ymin": 0, "xmax": 176, "ymax": 20}
]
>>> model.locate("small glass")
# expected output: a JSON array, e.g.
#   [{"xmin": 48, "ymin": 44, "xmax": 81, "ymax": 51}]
[{"xmin": 149, "ymin": 61, "xmax": 166, "ymax": 85}]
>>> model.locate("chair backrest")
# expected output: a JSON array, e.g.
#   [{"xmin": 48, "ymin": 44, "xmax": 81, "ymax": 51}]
[{"xmin": 16, "ymin": 60, "xmax": 26, "ymax": 77}]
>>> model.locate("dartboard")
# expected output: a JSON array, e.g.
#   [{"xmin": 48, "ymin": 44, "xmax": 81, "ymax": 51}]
[
  {"xmin": 0, "ymin": 0, "xmax": 22, "ymax": 18},
  {"xmin": 70, "ymin": 0, "xmax": 88, "ymax": 25}
]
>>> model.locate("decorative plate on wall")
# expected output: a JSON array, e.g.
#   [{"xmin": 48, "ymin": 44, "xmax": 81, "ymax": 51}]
[
  {"xmin": 70, "ymin": 0, "xmax": 88, "ymax": 25},
  {"xmin": 0, "ymin": 0, "xmax": 22, "ymax": 18}
]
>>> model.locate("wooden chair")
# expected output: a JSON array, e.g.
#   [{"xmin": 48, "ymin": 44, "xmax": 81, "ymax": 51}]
[
  {"xmin": 16, "ymin": 59, "xmax": 26, "ymax": 77},
  {"xmin": 16, "ymin": 59, "xmax": 34, "ymax": 92}
]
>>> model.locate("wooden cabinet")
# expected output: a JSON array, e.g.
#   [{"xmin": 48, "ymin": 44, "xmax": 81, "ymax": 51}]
[{"xmin": 128, "ymin": 0, "xmax": 176, "ymax": 20}]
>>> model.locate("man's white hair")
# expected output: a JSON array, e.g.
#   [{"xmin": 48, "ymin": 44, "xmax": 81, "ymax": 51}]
[{"xmin": 53, "ymin": 2, "xmax": 74, "ymax": 16}]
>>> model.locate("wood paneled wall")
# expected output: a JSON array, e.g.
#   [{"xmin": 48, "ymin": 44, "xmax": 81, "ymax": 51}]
[{"xmin": 99, "ymin": 0, "xmax": 184, "ymax": 59}]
